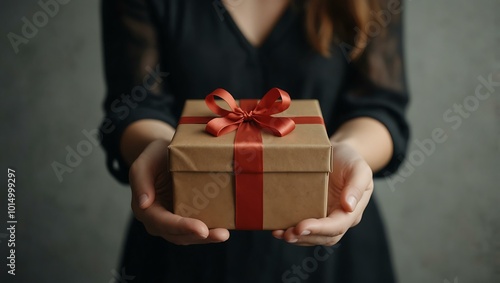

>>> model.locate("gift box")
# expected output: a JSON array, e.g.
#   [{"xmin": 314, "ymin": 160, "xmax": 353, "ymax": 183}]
[{"xmin": 168, "ymin": 88, "xmax": 332, "ymax": 230}]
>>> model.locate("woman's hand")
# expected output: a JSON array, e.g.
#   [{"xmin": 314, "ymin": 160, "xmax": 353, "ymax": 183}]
[
  {"xmin": 272, "ymin": 142, "xmax": 374, "ymax": 246},
  {"xmin": 129, "ymin": 140, "xmax": 230, "ymax": 245}
]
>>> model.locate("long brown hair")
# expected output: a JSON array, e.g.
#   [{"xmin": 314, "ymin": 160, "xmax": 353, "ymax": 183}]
[{"xmin": 305, "ymin": 0, "xmax": 380, "ymax": 60}]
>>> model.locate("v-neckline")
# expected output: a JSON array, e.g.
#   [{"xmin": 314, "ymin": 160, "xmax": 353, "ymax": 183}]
[{"xmin": 221, "ymin": 2, "xmax": 296, "ymax": 52}]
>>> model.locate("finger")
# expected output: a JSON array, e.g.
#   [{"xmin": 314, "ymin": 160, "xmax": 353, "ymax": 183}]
[
  {"xmin": 206, "ymin": 228, "xmax": 230, "ymax": 242},
  {"xmin": 281, "ymin": 224, "xmax": 343, "ymax": 246},
  {"xmin": 281, "ymin": 215, "xmax": 346, "ymax": 246},
  {"xmin": 340, "ymin": 162, "xmax": 373, "ymax": 212},
  {"xmin": 287, "ymin": 191, "xmax": 371, "ymax": 245},
  {"xmin": 166, "ymin": 228, "xmax": 230, "ymax": 245},
  {"xmin": 134, "ymin": 203, "xmax": 209, "ymax": 244},
  {"xmin": 297, "ymin": 212, "xmax": 349, "ymax": 237},
  {"xmin": 292, "ymin": 234, "xmax": 343, "ymax": 247},
  {"xmin": 304, "ymin": 186, "xmax": 371, "ymax": 237},
  {"xmin": 129, "ymin": 140, "xmax": 170, "ymax": 209},
  {"xmin": 272, "ymin": 230, "xmax": 285, "ymax": 239},
  {"xmin": 282, "ymin": 226, "xmax": 301, "ymax": 243},
  {"xmin": 138, "ymin": 201, "xmax": 232, "ymax": 245},
  {"xmin": 137, "ymin": 201, "xmax": 209, "ymax": 238}
]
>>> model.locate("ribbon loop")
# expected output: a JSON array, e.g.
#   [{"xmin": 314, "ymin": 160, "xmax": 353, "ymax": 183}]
[
  {"xmin": 253, "ymin": 88, "xmax": 292, "ymax": 115},
  {"xmin": 204, "ymin": 88, "xmax": 241, "ymax": 116}
]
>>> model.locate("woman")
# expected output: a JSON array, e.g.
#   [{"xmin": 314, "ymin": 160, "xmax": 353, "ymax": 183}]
[{"xmin": 100, "ymin": 0, "xmax": 409, "ymax": 282}]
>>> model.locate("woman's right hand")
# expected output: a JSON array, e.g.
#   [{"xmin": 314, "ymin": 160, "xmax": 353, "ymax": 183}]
[{"xmin": 129, "ymin": 140, "xmax": 230, "ymax": 245}]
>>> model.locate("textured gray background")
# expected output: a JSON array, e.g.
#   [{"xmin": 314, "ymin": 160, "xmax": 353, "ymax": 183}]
[{"xmin": 0, "ymin": 0, "xmax": 498, "ymax": 282}]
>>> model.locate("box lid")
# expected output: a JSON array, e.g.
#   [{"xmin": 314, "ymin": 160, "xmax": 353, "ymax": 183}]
[{"xmin": 169, "ymin": 99, "xmax": 332, "ymax": 173}]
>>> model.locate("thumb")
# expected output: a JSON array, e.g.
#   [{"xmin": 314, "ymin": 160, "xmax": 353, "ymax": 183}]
[
  {"xmin": 129, "ymin": 140, "xmax": 169, "ymax": 209},
  {"xmin": 340, "ymin": 162, "xmax": 373, "ymax": 212}
]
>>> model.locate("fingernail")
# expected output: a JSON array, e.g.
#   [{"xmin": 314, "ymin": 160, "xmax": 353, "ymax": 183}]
[
  {"xmin": 288, "ymin": 238, "xmax": 298, "ymax": 243},
  {"xmin": 300, "ymin": 230, "xmax": 311, "ymax": 236},
  {"xmin": 139, "ymin": 194, "xmax": 149, "ymax": 207},
  {"xmin": 347, "ymin": 196, "xmax": 357, "ymax": 210}
]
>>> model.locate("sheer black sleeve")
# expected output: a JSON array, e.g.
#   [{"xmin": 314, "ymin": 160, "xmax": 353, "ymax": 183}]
[
  {"xmin": 100, "ymin": 0, "xmax": 176, "ymax": 183},
  {"xmin": 332, "ymin": 1, "xmax": 410, "ymax": 177}
]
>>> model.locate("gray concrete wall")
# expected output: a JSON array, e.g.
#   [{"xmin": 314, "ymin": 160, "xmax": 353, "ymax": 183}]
[{"xmin": 0, "ymin": 0, "xmax": 498, "ymax": 282}]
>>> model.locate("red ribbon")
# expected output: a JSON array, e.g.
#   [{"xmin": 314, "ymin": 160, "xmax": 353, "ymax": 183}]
[{"xmin": 179, "ymin": 88, "xmax": 324, "ymax": 230}]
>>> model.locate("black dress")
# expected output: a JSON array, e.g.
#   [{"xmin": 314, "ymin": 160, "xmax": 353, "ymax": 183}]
[{"xmin": 100, "ymin": 0, "xmax": 409, "ymax": 282}]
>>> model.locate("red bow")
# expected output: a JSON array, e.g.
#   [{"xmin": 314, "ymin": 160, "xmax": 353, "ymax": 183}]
[{"xmin": 204, "ymin": 88, "xmax": 296, "ymax": 137}]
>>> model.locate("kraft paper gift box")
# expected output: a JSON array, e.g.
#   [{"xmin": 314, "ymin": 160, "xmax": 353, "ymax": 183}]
[{"xmin": 168, "ymin": 88, "xmax": 332, "ymax": 230}]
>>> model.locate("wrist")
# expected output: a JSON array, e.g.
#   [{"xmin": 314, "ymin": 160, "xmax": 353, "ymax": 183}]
[
  {"xmin": 329, "ymin": 118, "xmax": 393, "ymax": 172},
  {"xmin": 330, "ymin": 138, "xmax": 363, "ymax": 155},
  {"xmin": 120, "ymin": 120, "xmax": 175, "ymax": 165}
]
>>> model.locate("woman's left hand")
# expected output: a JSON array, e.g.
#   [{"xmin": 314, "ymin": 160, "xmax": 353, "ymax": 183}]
[{"xmin": 272, "ymin": 142, "xmax": 374, "ymax": 246}]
